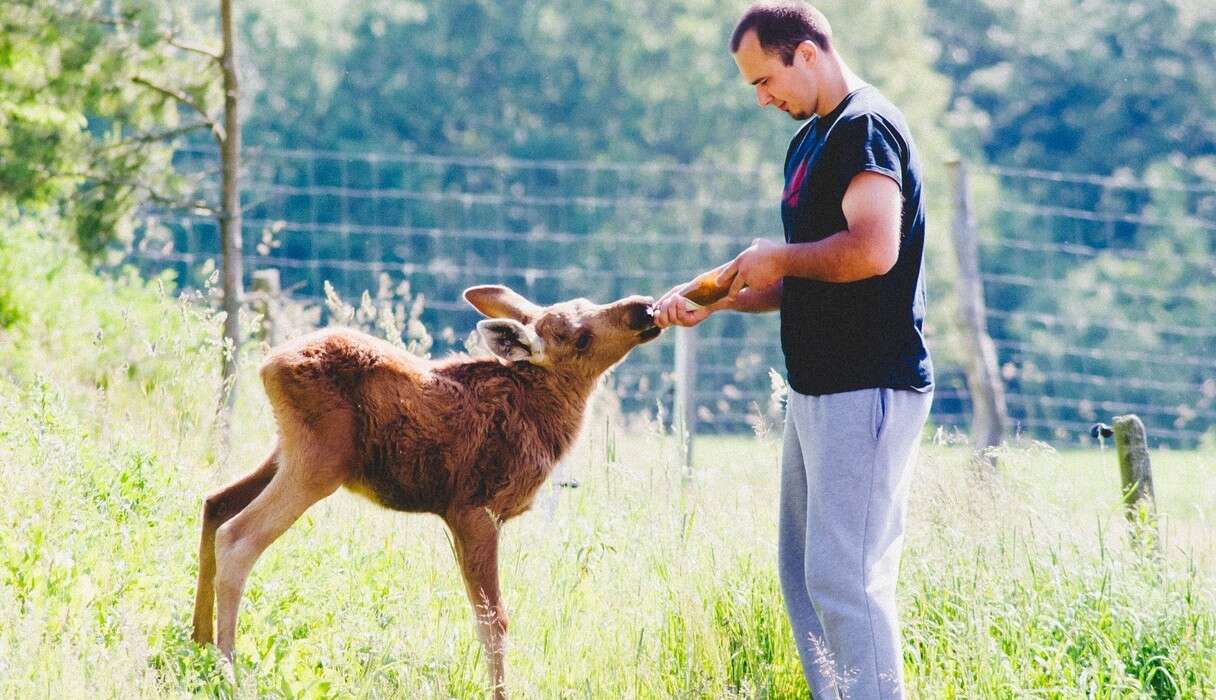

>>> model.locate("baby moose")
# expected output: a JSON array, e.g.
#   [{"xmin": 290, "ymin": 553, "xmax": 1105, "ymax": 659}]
[{"xmin": 190, "ymin": 285, "xmax": 661, "ymax": 698}]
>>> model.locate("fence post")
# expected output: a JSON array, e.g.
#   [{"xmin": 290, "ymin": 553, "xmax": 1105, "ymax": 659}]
[
  {"xmin": 1112, "ymin": 414, "xmax": 1160, "ymax": 554},
  {"xmin": 947, "ymin": 159, "xmax": 1008, "ymax": 462},
  {"xmin": 673, "ymin": 325, "xmax": 697, "ymax": 473}
]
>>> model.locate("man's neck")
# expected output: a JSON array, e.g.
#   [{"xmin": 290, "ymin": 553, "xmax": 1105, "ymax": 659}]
[{"xmin": 815, "ymin": 63, "xmax": 867, "ymax": 117}]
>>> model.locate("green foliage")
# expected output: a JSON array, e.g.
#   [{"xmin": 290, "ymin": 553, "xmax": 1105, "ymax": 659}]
[
  {"xmin": 901, "ymin": 443, "xmax": 1216, "ymax": 698},
  {"xmin": 927, "ymin": 0, "xmax": 1216, "ymax": 174},
  {"xmin": 655, "ymin": 557, "xmax": 805, "ymax": 697},
  {"xmin": 923, "ymin": 0, "xmax": 1215, "ymax": 443},
  {"xmin": 0, "ymin": 206, "xmax": 221, "ymax": 429},
  {"xmin": 236, "ymin": 0, "xmax": 953, "ymax": 171},
  {"xmin": 0, "ymin": 0, "xmax": 216, "ymax": 258}
]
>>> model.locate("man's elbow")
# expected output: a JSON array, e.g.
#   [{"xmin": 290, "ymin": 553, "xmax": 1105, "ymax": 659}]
[
  {"xmin": 860, "ymin": 223, "xmax": 900, "ymax": 277},
  {"xmin": 832, "ymin": 254, "xmax": 895, "ymax": 283},
  {"xmin": 848, "ymin": 238, "xmax": 898, "ymax": 280},
  {"xmin": 868, "ymin": 246, "xmax": 898, "ymax": 276},
  {"xmin": 826, "ymin": 227, "xmax": 900, "ymax": 282}
]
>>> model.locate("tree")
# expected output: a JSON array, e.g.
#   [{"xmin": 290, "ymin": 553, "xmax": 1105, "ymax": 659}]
[
  {"xmin": 230, "ymin": 0, "xmax": 960, "ymax": 332},
  {"xmin": 0, "ymin": 0, "xmax": 211, "ymax": 257},
  {"xmin": 123, "ymin": 0, "xmax": 245, "ymax": 415},
  {"xmin": 233, "ymin": 0, "xmax": 953, "ymax": 170},
  {"xmin": 926, "ymin": 0, "xmax": 1216, "ymax": 175},
  {"xmin": 2, "ymin": 0, "xmax": 247, "ymax": 429},
  {"xmin": 217, "ymin": 0, "xmax": 243, "ymax": 415}
]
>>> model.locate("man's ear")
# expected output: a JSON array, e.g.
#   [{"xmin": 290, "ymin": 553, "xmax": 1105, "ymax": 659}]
[
  {"xmin": 464, "ymin": 285, "xmax": 542, "ymax": 323},
  {"xmin": 795, "ymin": 39, "xmax": 818, "ymax": 67},
  {"xmin": 476, "ymin": 319, "xmax": 545, "ymax": 362}
]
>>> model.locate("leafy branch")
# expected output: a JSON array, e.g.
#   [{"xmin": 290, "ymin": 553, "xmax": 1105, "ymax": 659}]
[
  {"xmin": 130, "ymin": 76, "xmax": 225, "ymax": 146},
  {"xmin": 65, "ymin": 10, "xmax": 222, "ymax": 62}
]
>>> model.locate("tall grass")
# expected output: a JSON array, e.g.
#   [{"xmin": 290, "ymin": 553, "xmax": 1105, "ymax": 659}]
[{"xmin": 1, "ymin": 215, "xmax": 1213, "ymax": 698}]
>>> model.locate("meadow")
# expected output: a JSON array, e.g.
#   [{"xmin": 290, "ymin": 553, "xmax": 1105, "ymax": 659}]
[{"xmin": 1, "ymin": 224, "xmax": 1214, "ymax": 698}]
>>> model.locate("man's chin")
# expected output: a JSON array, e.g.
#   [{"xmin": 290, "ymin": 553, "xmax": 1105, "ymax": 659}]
[{"xmin": 788, "ymin": 110, "xmax": 811, "ymax": 120}]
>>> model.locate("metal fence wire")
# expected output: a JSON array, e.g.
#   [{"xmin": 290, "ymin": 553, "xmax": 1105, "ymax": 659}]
[{"xmin": 126, "ymin": 147, "xmax": 1216, "ymax": 446}]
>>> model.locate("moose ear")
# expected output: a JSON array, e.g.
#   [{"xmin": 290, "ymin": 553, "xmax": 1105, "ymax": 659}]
[
  {"xmin": 463, "ymin": 285, "xmax": 542, "ymax": 323},
  {"xmin": 476, "ymin": 319, "xmax": 545, "ymax": 363}
]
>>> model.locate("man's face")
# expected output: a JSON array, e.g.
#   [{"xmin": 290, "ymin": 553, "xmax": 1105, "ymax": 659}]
[{"xmin": 732, "ymin": 30, "xmax": 817, "ymax": 120}]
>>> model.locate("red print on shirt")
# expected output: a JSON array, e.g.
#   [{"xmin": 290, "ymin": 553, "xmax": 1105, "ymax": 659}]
[{"xmin": 783, "ymin": 158, "xmax": 808, "ymax": 209}]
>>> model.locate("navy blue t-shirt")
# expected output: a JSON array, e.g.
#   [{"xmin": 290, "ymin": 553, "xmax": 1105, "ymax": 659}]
[{"xmin": 779, "ymin": 85, "xmax": 933, "ymax": 396}]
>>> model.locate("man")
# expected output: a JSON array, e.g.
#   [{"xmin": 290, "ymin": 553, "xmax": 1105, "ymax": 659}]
[{"xmin": 652, "ymin": 3, "xmax": 934, "ymax": 698}]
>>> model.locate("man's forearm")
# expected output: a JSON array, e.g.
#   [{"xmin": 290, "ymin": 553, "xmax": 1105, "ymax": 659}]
[
  {"xmin": 780, "ymin": 231, "xmax": 893, "ymax": 283},
  {"xmin": 722, "ymin": 280, "xmax": 782, "ymax": 312}
]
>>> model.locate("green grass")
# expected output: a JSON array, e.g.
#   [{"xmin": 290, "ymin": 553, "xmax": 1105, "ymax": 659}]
[{"xmin": 1, "ymin": 216, "xmax": 1214, "ymax": 698}]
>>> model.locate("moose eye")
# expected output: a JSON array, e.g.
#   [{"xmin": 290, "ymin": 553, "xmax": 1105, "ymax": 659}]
[{"xmin": 575, "ymin": 331, "xmax": 593, "ymax": 352}]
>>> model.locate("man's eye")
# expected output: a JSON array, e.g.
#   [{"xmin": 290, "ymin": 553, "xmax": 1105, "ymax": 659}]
[{"xmin": 575, "ymin": 331, "xmax": 593, "ymax": 351}]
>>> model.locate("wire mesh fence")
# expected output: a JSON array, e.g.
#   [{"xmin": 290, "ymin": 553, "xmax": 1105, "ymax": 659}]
[
  {"xmin": 133, "ymin": 146, "xmax": 792, "ymax": 433},
  {"xmin": 125, "ymin": 147, "xmax": 1216, "ymax": 446},
  {"xmin": 970, "ymin": 163, "xmax": 1216, "ymax": 446}
]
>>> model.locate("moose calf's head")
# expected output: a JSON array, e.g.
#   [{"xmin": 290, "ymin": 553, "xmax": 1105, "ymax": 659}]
[{"xmin": 464, "ymin": 285, "xmax": 661, "ymax": 379}]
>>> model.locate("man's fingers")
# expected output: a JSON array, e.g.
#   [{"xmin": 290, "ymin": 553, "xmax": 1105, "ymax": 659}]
[
  {"xmin": 674, "ymin": 298, "xmax": 697, "ymax": 326},
  {"xmin": 727, "ymin": 267, "xmax": 747, "ymax": 299},
  {"xmin": 656, "ymin": 311, "xmax": 676, "ymax": 328},
  {"xmin": 652, "ymin": 294, "xmax": 711, "ymax": 328},
  {"xmin": 653, "ymin": 295, "xmax": 692, "ymax": 328},
  {"xmin": 714, "ymin": 261, "xmax": 740, "ymax": 289}
]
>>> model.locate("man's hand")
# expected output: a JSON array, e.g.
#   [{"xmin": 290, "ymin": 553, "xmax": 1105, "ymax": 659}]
[
  {"xmin": 651, "ymin": 280, "xmax": 734, "ymax": 328},
  {"xmin": 721, "ymin": 238, "xmax": 785, "ymax": 300}
]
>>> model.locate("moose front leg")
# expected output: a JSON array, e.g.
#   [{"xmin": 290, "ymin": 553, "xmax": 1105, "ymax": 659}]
[{"xmin": 447, "ymin": 507, "xmax": 509, "ymax": 700}]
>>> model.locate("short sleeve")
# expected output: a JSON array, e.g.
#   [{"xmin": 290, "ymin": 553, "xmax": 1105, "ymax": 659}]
[{"xmin": 831, "ymin": 114, "xmax": 904, "ymax": 192}]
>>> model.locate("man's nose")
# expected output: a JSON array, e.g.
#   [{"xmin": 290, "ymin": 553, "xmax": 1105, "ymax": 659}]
[{"xmin": 756, "ymin": 86, "xmax": 773, "ymax": 107}]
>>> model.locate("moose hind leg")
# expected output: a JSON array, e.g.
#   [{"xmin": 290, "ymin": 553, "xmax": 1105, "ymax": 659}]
[
  {"xmin": 211, "ymin": 435, "xmax": 352, "ymax": 659},
  {"xmin": 192, "ymin": 448, "xmax": 280, "ymax": 645}
]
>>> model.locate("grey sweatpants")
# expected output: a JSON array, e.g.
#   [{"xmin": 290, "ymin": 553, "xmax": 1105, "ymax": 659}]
[{"xmin": 779, "ymin": 387, "xmax": 932, "ymax": 699}]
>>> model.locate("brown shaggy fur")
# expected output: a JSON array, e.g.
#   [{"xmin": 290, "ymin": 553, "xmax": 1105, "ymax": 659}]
[{"xmin": 190, "ymin": 285, "xmax": 659, "ymax": 698}]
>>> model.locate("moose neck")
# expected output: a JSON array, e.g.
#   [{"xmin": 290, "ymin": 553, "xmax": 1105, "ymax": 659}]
[{"xmin": 509, "ymin": 361, "xmax": 597, "ymax": 454}]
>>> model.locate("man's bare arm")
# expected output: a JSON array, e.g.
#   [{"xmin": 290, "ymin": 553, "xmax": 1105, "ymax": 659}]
[
  {"xmin": 720, "ymin": 171, "xmax": 903, "ymax": 300},
  {"xmin": 779, "ymin": 171, "xmax": 901, "ymax": 282}
]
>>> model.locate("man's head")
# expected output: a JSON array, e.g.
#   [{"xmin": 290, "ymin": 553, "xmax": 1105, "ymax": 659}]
[{"xmin": 729, "ymin": 2, "xmax": 835, "ymax": 120}]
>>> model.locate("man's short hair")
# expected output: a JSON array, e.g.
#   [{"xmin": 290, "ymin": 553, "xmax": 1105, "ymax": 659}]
[{"xmin": 729, "ymin": 2, "xmax": 833, "ymax": 65}]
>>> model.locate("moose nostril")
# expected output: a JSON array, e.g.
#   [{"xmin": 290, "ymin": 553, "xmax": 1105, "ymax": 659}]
[{"xmin": 627, "ymin": 301, "xmax": 656, "ymax": 330}]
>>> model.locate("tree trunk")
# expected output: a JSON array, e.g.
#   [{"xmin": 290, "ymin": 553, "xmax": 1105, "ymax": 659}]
[{"xmin": 218, "ymin": 0, "xmax": 243, "ymax": 418}]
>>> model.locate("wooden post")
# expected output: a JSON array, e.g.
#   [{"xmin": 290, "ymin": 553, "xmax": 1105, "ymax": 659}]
[
  {"xmin": 947, "ymin": 160, "xmax": 1008, "ymax": 462},
  {"xmin": 1112, "ymin": 414, "xmax": 1160, "ymax": 553},
  {"xmin": 673, "ymin": 326, "xmax": 697, "ymax": 473},
  {"xmin": 250, "ymin": 268, "xmax": 281, "ymax": 347}
]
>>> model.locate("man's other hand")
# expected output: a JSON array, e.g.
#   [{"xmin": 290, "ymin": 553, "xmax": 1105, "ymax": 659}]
[{"xmin": 722, "ymin": 238, "xmax": 785, "ymax": 300}]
